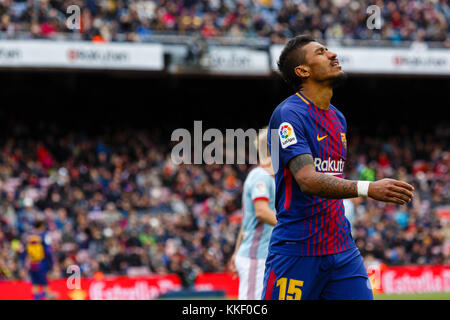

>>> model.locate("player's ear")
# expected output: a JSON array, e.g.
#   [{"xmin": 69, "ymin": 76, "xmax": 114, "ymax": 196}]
[{"xmin": 294, "ymin": 65, "xmax": 310, "ymax": 80}]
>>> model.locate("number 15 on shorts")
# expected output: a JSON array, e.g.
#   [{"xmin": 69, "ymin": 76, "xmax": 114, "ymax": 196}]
[{"xmin": 276, "ymin": 277, "xmax": 304, "ymax": 300}]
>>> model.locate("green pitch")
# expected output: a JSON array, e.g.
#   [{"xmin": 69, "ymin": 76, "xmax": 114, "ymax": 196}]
[
  {"xmin": 159, "ymin": 291, "xmax": 450, "ymax": 300},
  {"xmin": 374, "ymin": 292, "xmax": 450, "ymax": 300}
]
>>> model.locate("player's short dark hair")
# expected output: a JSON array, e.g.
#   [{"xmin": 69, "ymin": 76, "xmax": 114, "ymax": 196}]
[{"xmin": 277, "ymin": 35, "xmax": 316, "ymax": 91}]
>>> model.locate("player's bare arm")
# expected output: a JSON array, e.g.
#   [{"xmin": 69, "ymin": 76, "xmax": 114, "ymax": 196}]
[
  {"xmin": 254, "ymin": 200, "xmax": 277, "ymax": 226},
  {"xmin": 288, "ymin": 153, "xmax": 414, "ymax": 205}
]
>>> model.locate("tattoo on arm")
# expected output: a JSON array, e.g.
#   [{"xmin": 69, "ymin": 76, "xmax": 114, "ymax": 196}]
[
  {"xmin": 288, "ymin": 154, "xmax": 314, "ymax": 175},
  {"xmin": 305, "ymin": 174, "xmax": 357, "ymax": 199},
  {"xmin": 288, "ymin": 153, "xmax": 357, "ymax": 199}
]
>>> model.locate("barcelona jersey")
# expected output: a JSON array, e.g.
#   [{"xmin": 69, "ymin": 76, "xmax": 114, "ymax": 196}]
[
  {"xmin": 267, "ymin": 91, "xmax": 356, "ymax": 257},
  {"xmin": 25, "ymin": 233, "xmax": 52, "ymax": 273}
]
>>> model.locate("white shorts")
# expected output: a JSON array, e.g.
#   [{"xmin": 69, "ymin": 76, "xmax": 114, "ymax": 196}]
[{"xmin": 235, "ymin": 255, "xmax": 266, "ymax": 300}]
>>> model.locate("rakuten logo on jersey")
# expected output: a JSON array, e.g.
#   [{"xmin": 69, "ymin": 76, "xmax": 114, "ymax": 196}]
[{"xmin": 314, "ymin": 157, "xmax": 345, "ymax": 175}]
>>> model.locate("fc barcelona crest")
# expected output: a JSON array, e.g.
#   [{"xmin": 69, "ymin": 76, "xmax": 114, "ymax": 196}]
[{"xmin": 341, "ymin": 133, "xmax": 347, "ymax": 149}]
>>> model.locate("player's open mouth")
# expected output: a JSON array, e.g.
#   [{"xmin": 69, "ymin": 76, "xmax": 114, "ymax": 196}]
[{"xmin": 331, "ymin": 61, "xmax": 341, "ymax": 70}]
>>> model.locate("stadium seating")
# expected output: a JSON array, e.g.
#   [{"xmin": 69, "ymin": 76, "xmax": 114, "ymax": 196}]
[{"xmin": 0, "ymin": 0, "xmax": 448, "ymax": 43}]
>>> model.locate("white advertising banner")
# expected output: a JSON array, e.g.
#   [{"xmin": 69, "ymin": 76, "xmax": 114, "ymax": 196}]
[
  {"xmin": 208, "ymin": 47, "xmax": 270, "ymax": 75},
  {"xmin": 0, "ymin": 40, "xmax": 164, "ymax": 70},
  {"xmin": 270, "ymin": 44, "xmax": 450, "ymax": 75}
]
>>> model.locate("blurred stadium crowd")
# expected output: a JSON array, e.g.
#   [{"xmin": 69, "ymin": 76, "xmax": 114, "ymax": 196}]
[
  {"xmin": 0, "ymin": 0, "xmax": 449, "ymax": 43},
  {"xmin": 344, "ymin": 123, "xmax": 449, "ymax": 267},
  {"xmin": 0, "ymin": 122, "xmax": 448, "ymax": 287}
]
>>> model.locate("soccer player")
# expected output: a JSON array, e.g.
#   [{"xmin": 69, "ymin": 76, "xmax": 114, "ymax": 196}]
[
  {"xmin": 23, "ymin": 220, "xmax": 57, "ymax": 300},
  {"xmin": 229, "ymin": 127, "xmax": 277, "ymax": 300},
  {"xmin": 261, "ymin": 35, "xmax": 415, "ymax": 300}
]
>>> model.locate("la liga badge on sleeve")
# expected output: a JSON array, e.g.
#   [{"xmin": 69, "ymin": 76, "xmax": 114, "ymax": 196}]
[{"xmin": 279, "ymin": 122, "xmax": 297, "ymax": 149}]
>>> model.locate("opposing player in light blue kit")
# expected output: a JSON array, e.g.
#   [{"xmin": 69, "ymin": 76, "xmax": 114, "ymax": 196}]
[{"xmin": 229, "ymin": 127, "xmax": 277, "ymax": 300}]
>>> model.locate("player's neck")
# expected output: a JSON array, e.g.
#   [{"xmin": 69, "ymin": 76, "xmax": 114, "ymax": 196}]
[
  {"xmin": 259, "ymin": 163, "xmax": 274, "ymax": 177},
  {"xmin": 299, "ymin": 84, "xmax": 333, "ymax": 110}
]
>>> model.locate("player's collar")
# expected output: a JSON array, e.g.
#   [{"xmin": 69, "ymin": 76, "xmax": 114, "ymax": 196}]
[
  {"xmin": 296, "ymin": 91, "xmax": 330, "ymax": 111},
  {"xmin": 296, "ymin": 91, "xmax": 313, "ymax": 106}
]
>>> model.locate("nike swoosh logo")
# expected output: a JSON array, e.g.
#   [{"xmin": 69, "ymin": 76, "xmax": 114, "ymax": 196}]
[{"xmin": 317, "ymin": 135, "xmax": 328, "ymax": 142}]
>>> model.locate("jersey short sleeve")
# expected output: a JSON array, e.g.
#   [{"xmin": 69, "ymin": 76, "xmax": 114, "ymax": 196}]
[
  {"xmin": 276, "ymin": 106, "xmax": 312, "ymax": 168},
  {"xmin": 250, "ymin": 177, "xmax": 271, "ymax": 202}
]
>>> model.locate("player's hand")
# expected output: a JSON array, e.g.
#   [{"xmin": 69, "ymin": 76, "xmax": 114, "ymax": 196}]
[
  {"xmin": 228, "ymin": 253, "xmax": 238, "ymax": 279},
  {"xmin": 368, "ymin": 178, "xmax": 414, "ymax": 205}
]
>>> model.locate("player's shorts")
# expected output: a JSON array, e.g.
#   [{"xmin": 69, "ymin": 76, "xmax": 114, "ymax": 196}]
[
  {"xmin": 261, "ymin": 247, "xmax": 373, "ymax": 300},
  {"xmin": 235, "ymin": 255, "xmax": 266, "ymax": 300},
  {"xmin": 30, "ymin": 270, "xmax": 48, "ymax": 286}
]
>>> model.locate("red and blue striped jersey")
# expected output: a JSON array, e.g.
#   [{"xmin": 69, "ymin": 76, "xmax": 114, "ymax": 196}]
[{"xmin": 267, "ymin": 91, "xmax": 355, "ymax": 256}]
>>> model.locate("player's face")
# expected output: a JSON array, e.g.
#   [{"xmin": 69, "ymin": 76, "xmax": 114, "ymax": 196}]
[{"xmin": 300, "ymin": 42, "xmax": 344, "ymax": 83}]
